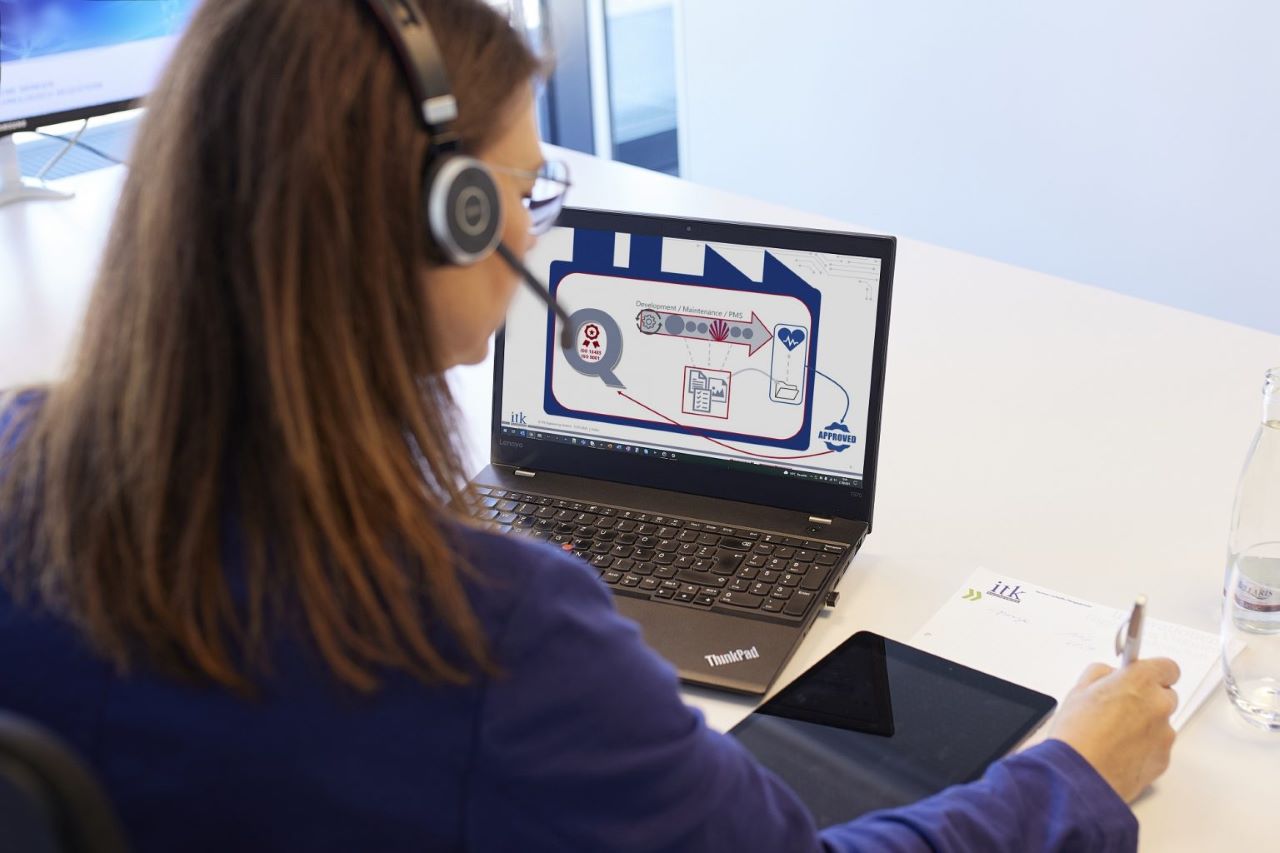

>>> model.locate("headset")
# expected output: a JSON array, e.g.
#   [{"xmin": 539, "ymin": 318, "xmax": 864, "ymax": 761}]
[{"xmin": 361, "ymin": 0, "xmax": 573, "ymax": 346}]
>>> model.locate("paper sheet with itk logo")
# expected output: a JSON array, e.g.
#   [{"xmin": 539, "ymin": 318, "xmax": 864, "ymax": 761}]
[{"xmin": 910, "ymin": 567, "xmax": 1225, "ymax": 730}]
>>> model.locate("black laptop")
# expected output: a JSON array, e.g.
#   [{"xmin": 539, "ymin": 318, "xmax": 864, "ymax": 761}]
[{"xmin": 471, "ymin": 208, "xmax": 895, "ymax": 695}]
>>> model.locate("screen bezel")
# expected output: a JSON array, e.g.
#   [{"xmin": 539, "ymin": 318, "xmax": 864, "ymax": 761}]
[
  {"xmin": 0, "ymin": 97, "xmax": 140, "ymax": 138},
  {"xmin": 490, "ymin": 207, "xmax": 895, "ymax": 525}
]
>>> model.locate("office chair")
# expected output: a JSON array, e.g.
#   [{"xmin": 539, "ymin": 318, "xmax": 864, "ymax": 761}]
[{"xmin": 0, "ymin": 711, "xmax": 130, "ymax": 853}]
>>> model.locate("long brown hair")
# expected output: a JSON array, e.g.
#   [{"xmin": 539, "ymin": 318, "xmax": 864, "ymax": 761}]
[{"xmin": 0, "ymin": 0, "xmax": 539, "ymax": 692}]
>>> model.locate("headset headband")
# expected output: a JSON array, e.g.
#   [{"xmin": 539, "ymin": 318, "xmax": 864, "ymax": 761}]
[{"xmin": 363, "ymin": 0, "xmax": 460, "ymax": 150}]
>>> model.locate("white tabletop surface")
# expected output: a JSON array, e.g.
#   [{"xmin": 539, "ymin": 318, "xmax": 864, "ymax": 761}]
[{"xmin": 3, "ymin": 148, "xmax": 1278, "ymax": 851}]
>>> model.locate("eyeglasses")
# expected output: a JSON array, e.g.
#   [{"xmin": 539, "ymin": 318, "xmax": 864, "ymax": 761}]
[{"xmin": 488, "ymin": 159, "xmax": 571, "ymax": 235}]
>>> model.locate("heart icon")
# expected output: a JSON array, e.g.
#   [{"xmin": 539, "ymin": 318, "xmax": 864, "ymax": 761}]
[{"xmin": 778, "ymin": 327, "xmax": 806, "ymax": 351}]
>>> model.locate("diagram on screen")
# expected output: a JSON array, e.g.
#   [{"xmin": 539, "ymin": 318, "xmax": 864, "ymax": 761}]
[{"xmin": 542, "ymin": 230, "xmax": 862, "ymax": 458}]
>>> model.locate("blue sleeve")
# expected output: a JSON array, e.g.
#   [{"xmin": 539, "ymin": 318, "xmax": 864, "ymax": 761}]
[
  {"xmin": 464, "ymin": 541, "xmax": 823, "ymax": 853},
  {"xmin": 818, "ymin": 739, "xmax": 1138, "ymax": 853},
  {"xmin": 463, "ymin": 538, "xmax": 1136, "ymax": 853}
]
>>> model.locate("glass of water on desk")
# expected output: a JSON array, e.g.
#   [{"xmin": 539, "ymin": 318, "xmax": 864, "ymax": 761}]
[{"xmin": 1222, "ymin": 542, "xmax": 1280, "ymax": 730}]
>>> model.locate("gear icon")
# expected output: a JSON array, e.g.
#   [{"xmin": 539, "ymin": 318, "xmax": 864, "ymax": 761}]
[{"xmin": 636, "ymin": 309, "xmax": 662, "ymax": 334}]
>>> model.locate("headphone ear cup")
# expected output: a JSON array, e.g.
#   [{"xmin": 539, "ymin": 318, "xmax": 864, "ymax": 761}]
[{"xmin": 424, "ymin": 155, "xmax": 503, "ymax": 265}]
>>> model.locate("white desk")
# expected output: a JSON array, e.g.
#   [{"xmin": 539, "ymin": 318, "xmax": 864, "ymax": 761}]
[{"xmin": 4, "ymin": 149, "xmax": 1278, "ymax": 851}]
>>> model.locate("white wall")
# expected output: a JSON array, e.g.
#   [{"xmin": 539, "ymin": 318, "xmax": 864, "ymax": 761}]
[{"xmin": 678, "ymin": 1, "xmax": 1280, "ymax": 334}]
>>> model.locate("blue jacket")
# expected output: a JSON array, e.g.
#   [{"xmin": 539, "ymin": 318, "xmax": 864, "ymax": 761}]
[{"xmin": 0, "ymin": 393, "xmax": 1136, "ymax": 851}]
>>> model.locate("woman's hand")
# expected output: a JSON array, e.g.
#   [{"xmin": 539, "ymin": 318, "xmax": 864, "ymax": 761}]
[{"xmin": 1047, "ymin": 658, "xmax": 1180, "ymax": 802}]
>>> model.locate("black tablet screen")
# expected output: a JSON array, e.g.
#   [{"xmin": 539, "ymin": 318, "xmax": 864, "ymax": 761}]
[{"xmin": 728, "ymin": 631, "xmax": 1056, "ymax": 825}]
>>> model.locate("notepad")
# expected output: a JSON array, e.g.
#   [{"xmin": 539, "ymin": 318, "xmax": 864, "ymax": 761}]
[{"xmin": 910, "ymin": 567, "xmax": 1227, "ymax": 730}]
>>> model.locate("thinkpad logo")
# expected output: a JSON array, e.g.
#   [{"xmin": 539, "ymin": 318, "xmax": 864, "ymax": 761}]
[{"xmin": 704, "ymin": 646, "xmax": 760, "ymax": 668}]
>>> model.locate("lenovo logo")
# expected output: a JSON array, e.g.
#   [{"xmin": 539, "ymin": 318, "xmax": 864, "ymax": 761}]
[
  {"xmin": 704, "ymin": 646, "xmax": 760, "ymax": 668},
  {"xmin": 0, "ymin": 119, "xmax": 29, "ymax": 134}
]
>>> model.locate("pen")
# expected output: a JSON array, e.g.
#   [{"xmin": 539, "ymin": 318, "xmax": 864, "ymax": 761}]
[{"xmin": 1119, "ymin": 595, "xmax": 1147, "ymax": 665}]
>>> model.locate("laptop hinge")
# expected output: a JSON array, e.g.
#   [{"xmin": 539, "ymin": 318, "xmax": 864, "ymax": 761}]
[
  {"xmin": 808, "ymin": 515, "xmax": 833, "ymax": 526},
  {"xmin": 514, "ymin": 469, "xmax": 537, "ymax": 478}
]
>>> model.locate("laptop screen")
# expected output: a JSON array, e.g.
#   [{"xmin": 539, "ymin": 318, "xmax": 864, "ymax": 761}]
[{"xmin": 492, "ymin": 209, "xmax": 894, "ymax": 521}]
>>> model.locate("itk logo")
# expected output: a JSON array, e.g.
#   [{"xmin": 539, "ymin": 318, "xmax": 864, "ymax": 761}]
[
  {"xmin": 510, "ymin": 411, "xmax": 527, "ymax": 425},
  {"xmin": 988, "ymin": 581, "xmax": 1023, "ymax": 603},
  {"xmin": 704, "ymin": 646, "xmax": 760, "ymax": 668}
]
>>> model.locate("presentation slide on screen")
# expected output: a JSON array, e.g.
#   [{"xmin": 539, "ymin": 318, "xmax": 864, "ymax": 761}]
[{"xmin": 501, "ymin": 226, "xmax": 882, "ymax": 483}]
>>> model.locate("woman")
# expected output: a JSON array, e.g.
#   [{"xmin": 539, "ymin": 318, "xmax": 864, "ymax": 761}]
[{"xmin": 0, "ymin": 1, "xmax": 1179, "ymax": 850}]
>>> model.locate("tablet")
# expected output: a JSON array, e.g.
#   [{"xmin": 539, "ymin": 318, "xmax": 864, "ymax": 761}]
[{"xmin": 728, "ymin": 631, "xmax": 1056, "ymax": 825}]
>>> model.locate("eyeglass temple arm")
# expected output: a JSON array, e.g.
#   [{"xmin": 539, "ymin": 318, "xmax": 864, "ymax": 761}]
[{"xmin": 496, "ymin": 242, "xmax": 575, "ymax": 351}]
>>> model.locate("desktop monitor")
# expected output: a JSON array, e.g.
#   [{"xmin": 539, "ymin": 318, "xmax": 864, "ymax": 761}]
[
  {"xmin": 0, "ymin": 0, "xmax": 199, "ymax": 135},
  {"xmin": 0, "ymin": 1, "xmax": 200, "ymax": 205}
]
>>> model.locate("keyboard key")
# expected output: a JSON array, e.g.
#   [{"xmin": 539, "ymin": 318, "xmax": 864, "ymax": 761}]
[
  {"xmin": 745, "ymin": 555, "xmax": 767, "ymax": 569},
  {"xmin": 590, "ymin": 554, "xmax": 614, "ymax": 569},
  {"xmin": 780, "ymin": 573, "xmax": 802, "ymax": 587},
  {"xmin": 762, "ymin": 598, "xmax": 785, "ymax": 613},
  {"xmin": 653, "ymin": 553, "xmax": 676, "ymax": 566},
  {"xmin": 657, "ymin": 526, "xmax": 678, "ymax": 538},
  {"xmin": 679, "ymin": 583, "xmax": 700, "ymax": 596},
  {"xmin": 674, "ymin": 591, "xmax": 696, "ymax": 603},
  {"xmin": 654, "ymin": 566, "xmax": 677, "ymax": 579},
  {"xmin": 758, "ymin": 570, "xmax": 780, "ymax": 583},
  {"xmin": 654, "ymin": 587, "xmax": 675, "ymax": 599},
  {"xmin": 615, "ymin": 520, "xmax": 638, "ymax": 532},
  {"xmin": 474, "ymin": 486, "xmax": 493, "ymax": 495},
  {"xmin": 720, "ymin": 538, "xmax": 753, "ymax": 552},
  {"xmin": 710, "ymin": 553, "xmax": 744, "ymax": 575},
  {"xmin": 719, "ymin": 590, "xmax": 763, "ymax": 609},
  {"xmin": 620, "ymin": 574, "xmax": 642, "ymax": 587},
  {"xmin": 534, "ymin": 506, "xmax": 557, "ymax": 519},
  {"xmin": 815, "ymin": 553, "xmax": 839, "ymax": 566},
  {"xmin": 800, "ymin": 567, "xmax": 830, "ymax": 591},
  {"xmin": 694, "ymin": 593, "xmax": 717, "ymax": 607},
  {"xmin": 637, "ymin": 523, "xmax": 658, "ymax": 535},
  {"xmin": 823, "ymin": 544, "xmax": 847, "ymax": 554},
  {"xmin": 728, "ymin": 578, "xmax": 751, "ymax": 593},
  {"xmin": 632, "ymin": 563, "xmax": 654, "ymax": 576},
  {"xmin": 770, "ymin": 586, "xmax": 793, "ymax": 599},
  {"xmin": 783, "ymin": 589, "xmax": 816, "ymax": 616},
  {"xmin": 737, "ymin": 566, "xmax": 759, "ymax": 580},
  {"xmin": 774, "ymin": 547, "xmax": 795, "ymax": 559},
  {"xmin": 696, "ymin": 533, "xmax": 719, "ymax": 546},
  {"xmin": 750, "ymin": 581, "xmax": 772, "ymax": 597},
  {"xmin": 782, "ymin": 537, "xmax": 805, "ymax": 548},
  {"xmin": 602, "ymin": 570, "xmax": 622, "ymax": 584},
  {"xmin": 496, "ymin": 513, "xmax": 517, "ymax": 524},
  {"xmin": 639, "ymin": 577, "xmax": 660, "ymax": 591},
  {"xmin": 674, "ymin": 570, "xmax": 726, "ymax": 588},
  {"xmin": 615, "ymin": 558, "xmax": 636, "ymax": 572},
  {"xmin": 794, "ymin": 549, "xmax": 817, "ymax": 562},
  {"xmin": 753, "ymin": 543, "xmax": 775, "ymax": 555}
]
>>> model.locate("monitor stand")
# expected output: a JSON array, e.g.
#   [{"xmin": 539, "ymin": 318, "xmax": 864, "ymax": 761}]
[{"xmin": 0, "ymin": 135, "xmax": 74, "ymax": 208}]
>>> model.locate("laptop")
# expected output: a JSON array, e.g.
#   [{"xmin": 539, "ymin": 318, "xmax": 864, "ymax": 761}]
[{"xmin": 471, "ymin": 207, "xmax": 895, "ymax": 695}]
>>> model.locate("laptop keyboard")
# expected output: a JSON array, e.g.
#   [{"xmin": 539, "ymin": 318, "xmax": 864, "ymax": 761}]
[{"xmin": 474, "ymin": 486, "xmax": 848, "ymax": 622}]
